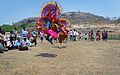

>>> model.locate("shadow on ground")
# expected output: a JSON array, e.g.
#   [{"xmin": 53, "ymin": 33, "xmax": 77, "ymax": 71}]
[{"xmin": 35, "ymin": 53, "xmax": 57, "ymax": 58}]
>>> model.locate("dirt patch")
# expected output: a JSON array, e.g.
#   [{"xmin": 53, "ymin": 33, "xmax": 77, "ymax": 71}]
[{"xmin": 0, "ymin": 40, "xmax": 120, "ymax": 75}]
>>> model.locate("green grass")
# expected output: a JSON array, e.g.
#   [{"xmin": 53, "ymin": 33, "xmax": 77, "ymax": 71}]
[{"xmin": 108, "ymin": 35, "xmax": 120, "ymax": 40}]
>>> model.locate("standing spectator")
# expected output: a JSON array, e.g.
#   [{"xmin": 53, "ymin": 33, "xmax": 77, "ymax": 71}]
[
  {"xmin": 78, "ymin": 32, "xmax": 82, "ymax": 41},
  {"xmin": 102, "ymin": 30, "xmax": 106, "ymax": 41},
  {"xmin": 31, "ymin": 30, "xmax": 37, "ymax": 46},
  {"xmin": 84, "ymin": 33, "xmax": 88, "ymax": 40},
  {"xmin": 76, "ymin": 31, "xmax": 79, "ymax": 41},
  {"xmin": 26, "ymin": 28, "xmax": 31, "ymax": 40},
  {"xmin": 96, "ymin": 31, "xmax": 99, "ymax": 41},
  {"xmin": 40, "ymin": 31, "xmax": 44, "ymax": 43},
  {"xmin": 38, "ymin": 30, "xmax": 41, "ymax": 39},
  {"xmin": 13, "ymin": 27, "xmax": 17, "ymax": 40},
  {"xmin": 73, "ymin": 29, "xmax": 77, "ymax": 41},
  {"xmin": 31, "ymin": 30, "xmax": 37, "ymax": 37},
  {"xmin": 21, "ymin": 26, "xmax": 28, "ymax": 38},
  {"xmin": 90, "ymin": 30, "xmax": 94, "ymax": 41},
  {"xmin": 88, "ymin": 31, "xmax": 91, "ymax": 40},
  {"xmin": 96, "ymin": 30, "xmax": 101, "ymax": 41},
  {"xmin": 105, "ymin": 31, "xmax": 108, "ymax": 41},
  {"xmin": 69, "ymin": 30, "xmax": 73, "ymax": 41}
]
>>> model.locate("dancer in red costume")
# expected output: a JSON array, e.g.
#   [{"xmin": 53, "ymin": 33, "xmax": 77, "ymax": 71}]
[{"xmin": 36, "ymin": 1, "xmax": 70, "ymax": 48}]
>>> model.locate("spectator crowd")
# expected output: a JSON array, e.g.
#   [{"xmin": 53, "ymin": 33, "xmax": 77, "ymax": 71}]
[{"xmin": 0, "ymin": 26, "xmax": 109, "ymax": 53}]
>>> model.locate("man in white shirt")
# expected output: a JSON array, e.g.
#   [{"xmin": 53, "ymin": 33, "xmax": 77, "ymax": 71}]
[{"xmin": 13, "ymin": 27, "xmax": 17, "ymax": 40}]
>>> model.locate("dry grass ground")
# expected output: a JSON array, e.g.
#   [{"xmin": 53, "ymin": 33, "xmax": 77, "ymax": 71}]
[{"xmin": 0, "ymin": 40, "xmax": 120, "ymax": 75}]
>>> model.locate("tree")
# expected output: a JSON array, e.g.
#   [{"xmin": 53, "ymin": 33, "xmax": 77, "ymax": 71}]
[{"xmin": 1, "ymin": 24, "xmax": 14, "ymax": 32}]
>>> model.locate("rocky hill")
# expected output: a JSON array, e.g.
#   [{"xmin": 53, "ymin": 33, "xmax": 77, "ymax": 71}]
[
  {"xmin": 15, "ymin": 12, "xmax": 111, "ymax": 26},
  {"xmin": 61, "ymin": 12, "xmax": 110, "ymax": 25},
  {"xmin": 13, "ymin": 12, "xmax": 120, "ymax": 33}
]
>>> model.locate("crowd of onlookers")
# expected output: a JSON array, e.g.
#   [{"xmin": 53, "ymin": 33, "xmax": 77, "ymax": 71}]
[
  {"xmin": 69, "ymin": 29, "xmax": 108, "ymax": 41},
  {"xmin": 0, "ymin": 26, "xmax": 40, "ymax": 53},
  {"xmin": 0, "ymin": 26, "xmax": 109, "ymax": 53}
]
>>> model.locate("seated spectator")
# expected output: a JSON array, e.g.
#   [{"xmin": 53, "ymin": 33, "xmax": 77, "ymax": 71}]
[
  {"xmin": 0, "ymin": 42, "xmax": 4, "ymax": 53},
  {"xmin": 0, "ymin": 32, "xmax": 4, "ymax": 46},
  {"xmin": 19, "ymin": 37, "xmax": 32, "ymax": 50},
  {"xmin": 14, "ymin": 37, "xmax": 21, "ymax": 49},
  {"xmin": 7, "ymin": 31, "xmax": 15, "ymax": 50},
  {"xmin": 3, "ymin": 32, "xmax": 7, "ymax": 48},
  {"xmin": 0, "ymin": 33, "xmax": 4, "ymax": 53}
]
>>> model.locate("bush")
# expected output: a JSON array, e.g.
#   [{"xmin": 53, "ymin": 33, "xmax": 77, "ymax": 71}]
[
  {"xmin": 0, "ymin": 25, "xmax": 14, "ymax": 32},
  {"xmin": 108, "ymin": 35, "xmax": 120, "ymax": 40}
]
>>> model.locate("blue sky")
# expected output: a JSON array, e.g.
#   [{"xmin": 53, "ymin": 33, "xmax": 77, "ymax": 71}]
[{"xmin": 0, "ymin": 0, "xmax": 120, "ymax": 25}]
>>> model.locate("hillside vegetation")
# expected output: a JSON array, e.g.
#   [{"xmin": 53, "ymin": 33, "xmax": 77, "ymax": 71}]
[{"xmin": 1, "ymin": 12, "xmax": 120, "ymax": 32}]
